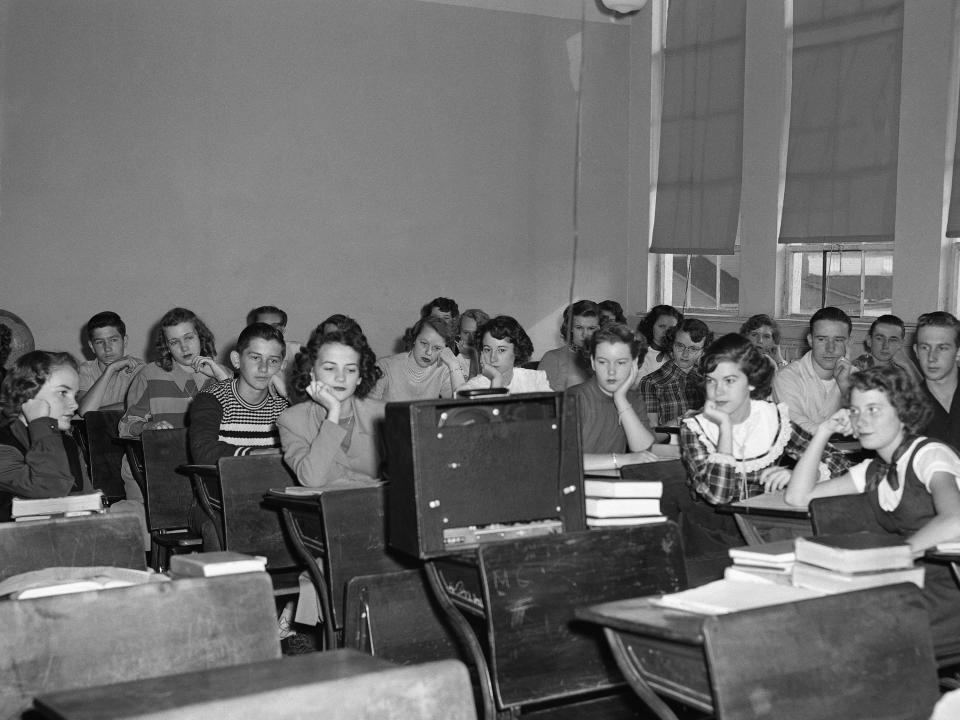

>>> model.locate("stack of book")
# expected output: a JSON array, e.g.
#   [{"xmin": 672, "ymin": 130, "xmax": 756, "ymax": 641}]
[
  {"xmin": 723, "ymin": 539, "xmax": 796, "ymax": 585},
  {"xmin": 10, "ymin": 490, "xmax": 105, "ymax": 522},
  {"xmin": 791, "ymin": 532, "xmax": 923, "ymax": 593},
  {"xmin": 583, "ymin": 477, "xmax": 665, "ymax": 528}
]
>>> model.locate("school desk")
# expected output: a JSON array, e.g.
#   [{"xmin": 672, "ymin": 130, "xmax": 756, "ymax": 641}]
[
  {"xmin": 424, "ymin": 522, "xmax": 688, "ymax": 720},
  {"xmin": 715, "ymin": 490, "xmax": 811, "ymax": 545},
  {"xmin": 575, "ymin": 583, "xmax": 939, "ymax": 720},
  {"xmin": 262, "ymin": 484, "xmax": 414, "ymax": 650},
  {"xmin": 32, "ymin": 650, "xmax": 475, "ymax": 720}
]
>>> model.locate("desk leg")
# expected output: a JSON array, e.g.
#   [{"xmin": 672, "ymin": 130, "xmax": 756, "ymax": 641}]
[
  {"xmin": 603, "ymin": 629, "xmax": 682, "ymax": 720},
  {"xmin": 423, "ymin": 561, "xmax": 498, "ymax": 720},
  {"xmin": 732, "ymin": 514, "xmax": 762, "ymax": 546},
  {"xmin": 278, "ymin": 507, "xmax": 336, "ymax": 651}
]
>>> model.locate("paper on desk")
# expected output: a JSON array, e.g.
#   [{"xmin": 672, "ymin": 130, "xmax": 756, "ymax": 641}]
[
  {"xmin": 276, "ymin": 478, "xmax": 382, "ymax": 495},
  {"xmin": 653, "ymin": 579, "xmax": 823, "ymax": 615}
]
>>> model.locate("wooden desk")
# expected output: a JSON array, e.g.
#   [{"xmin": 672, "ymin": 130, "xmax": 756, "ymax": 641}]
[
  {"xmin": 33, "ymin": 650, "xmax": 475, "ymax": 720},
  {"xmin": 716, "ymin": 491, "xmax": 811, "ymax": 545},
  {"xmin": 576, "ymin": 584, "xmax": 939, "ymax": 720},
  {"xmin": 262, "ymin": 485, "xmax": 414, "ymax": 649},
  {"xmin": 427, "ymin": 523, "xmax": 688, "ymax": 720}
]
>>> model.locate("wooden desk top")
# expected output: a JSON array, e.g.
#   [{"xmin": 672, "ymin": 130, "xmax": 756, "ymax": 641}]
[
  {"xmin": 34, "ymin": 650, "xmax": 395, "ymax": 720},
  {"xmin": 575, "ymin": 596, "xmax": 706, "ymax": 645},
  {"xmin": 715, "ymin": 490, "xmax": 809, "ymax": 518}
]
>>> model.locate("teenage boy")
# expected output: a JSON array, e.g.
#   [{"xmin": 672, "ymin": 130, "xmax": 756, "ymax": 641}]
[
  {"xmin": 248, "ymin": 304, "xmax": 298, "ymax": 397},
  {"xmin": 567, "ymin": 324, "xmax": 671, "ymax": 472},
  {"xmin": 188, "ymin": 323, "xmax": 291, "ymax": 466},
  {"xmin": 187, "ymin": 323, "xmax": 290, "ymax": 551},
  {"xmin": 772, "ymin": 306, "xmax": 853, "ymax": 434},
  {"xmin": 77, "ymin": 311, "xmax": 143, "ymax": 416},
  {"xmin": 639, "ymin": 318, "xmax": 712, "ymax": 429},
  {"xmin": 915, "ymin": 311, "xmax": 960, "ymax": 450},
  {"xmin": 852, "ymin": 314, "xmax": 922, "ymax": 382}
]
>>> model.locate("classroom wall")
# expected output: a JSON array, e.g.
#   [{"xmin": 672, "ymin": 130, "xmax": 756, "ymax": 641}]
[{"xmin": 0, "ymin": 0, "xmax": 632, "ymax": 362}]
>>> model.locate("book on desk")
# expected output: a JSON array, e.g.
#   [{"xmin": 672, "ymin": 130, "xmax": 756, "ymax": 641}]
[{"xmin": 11, "ymin": 491, "xmax": 105, "ymax": 521}]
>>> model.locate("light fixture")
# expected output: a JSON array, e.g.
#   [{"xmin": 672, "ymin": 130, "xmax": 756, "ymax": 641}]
[{"xmin": 599, "ymin": 0, "xmax": 647, "ymax": 14}]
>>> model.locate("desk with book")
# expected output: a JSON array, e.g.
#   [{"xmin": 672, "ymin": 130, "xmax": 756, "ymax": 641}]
[{"xmin": 577, "ymin": 531, "xmax": 941, "ymax": 719}]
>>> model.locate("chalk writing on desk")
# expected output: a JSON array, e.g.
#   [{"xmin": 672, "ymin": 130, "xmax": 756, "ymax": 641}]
[{"xmin": 441, "ymin": 575, "xmax": 483, "ymax": 611}]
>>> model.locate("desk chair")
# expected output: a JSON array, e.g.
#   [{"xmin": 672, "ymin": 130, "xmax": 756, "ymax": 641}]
[
  {"xmin": 809, "ymin": 493, "xmax": 960, "ymax": 686},
  {"xmin": 265, "ymin": 484, "xmax": 415, "ymax": 649},
  {"xmin": 186, "ymin": 455, "xmax": 300, "ymax": 597},
  {"xmin": 343, "ymin": 569, "xmax": 466, "ymax": 667},
  {"xmin": 72, "ymin": 410, "xmax": 126, "ymax": 502},
  {"xmin": 127, "ymin": 428, "xmax": 202, "ymax": 570},
  {"xmin": 429, "ymin": 522, "xmax": 688, "ymax": 719},
  {"xmin": 0, "ymin": 572, "xmax": 280, "ymax": 720},
  {"xmin": 0, "ymin": 513, "xmax": 145, "ymax": 583}
]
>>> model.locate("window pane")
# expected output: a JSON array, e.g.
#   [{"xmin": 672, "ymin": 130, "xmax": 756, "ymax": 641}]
[
  {"xmin": 797, "ymin": 251, "xmax": 825, "ymax": 314},
  {"xmin": 718, "ymin": 253, "xmax": 740, "ymax": 310},
  {"xmin": 862, "ymin": 250, "xmax": 893, "ymax": 317},
  {"xmin": 823, "ymin": 251, "xmax": 862, "ymax": 318},
  {"xmin": 667, "ymin": 254, "xmax": 740, "ymax": 312}
]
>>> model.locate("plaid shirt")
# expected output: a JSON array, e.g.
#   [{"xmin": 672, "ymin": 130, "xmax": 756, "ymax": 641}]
[
  {"xmin": 639, "ymin": 360, "xmax": 705, "ymax": 425},
  {"xmin": 679, "ymin": 402, "xmax": 851, "ymax": 504}
]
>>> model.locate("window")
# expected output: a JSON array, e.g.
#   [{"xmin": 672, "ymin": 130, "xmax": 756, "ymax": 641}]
[
  {"xmin": 783, "ymin": 244, "xmax": 893, "ymax": 318},
  {"xmin": 658, "ymin": 251, "xmax": 740, "ymax": 314}
]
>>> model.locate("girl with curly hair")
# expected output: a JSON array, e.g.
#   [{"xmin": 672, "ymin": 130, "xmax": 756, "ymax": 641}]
[
  {"xmin": 119, "ymin": 307, "xmax": 230, "ymax": 437},
  {"xmin": 371, "ymin": 316, "xmax": 466, "ymax": 402},
  {"xmin": 457, "ymin": 316, "xmax": 552, "ymax": 394},
  {"xmin": 0, "ymin": 351, "xmax": 89, "ymax": 521},
  {"xmin": 681, "ymin": 334, "xmax": 850, "ymax": 507},
  {"xmin": 782, "ymin": 364, "xmax": 960, "ymax": 652},
  {"xmin": 277, "ymin": 327, "xmax": 385, "ymax": 487}
]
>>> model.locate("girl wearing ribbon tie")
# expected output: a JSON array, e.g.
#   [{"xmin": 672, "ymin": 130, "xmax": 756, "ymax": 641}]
[{"xmin": 778, "ymin": 364, "xmax": 960, "ymax": 655}]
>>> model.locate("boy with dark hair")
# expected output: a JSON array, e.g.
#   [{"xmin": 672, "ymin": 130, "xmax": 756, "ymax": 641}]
[
  {"xmin": 639, "ymin": 318, "xmax": 713, "ymax": 428},
  {"xmin": 852, "ymin": 314, "xmax": 922, "ymax": 381},
  {"xmin": 77, "ymin": 311, "xmax": 143, "ymax": 416},
  {"xmin": 915, "ymin": 311, "xmax": 960, "ymax": 450},
  {"xmin": 188, "ymin": 323, "xmax": 290, "ymax": 466},
  {"xmin": 772, "ymin": 306, "xmax": 853, "ymax": 434}
]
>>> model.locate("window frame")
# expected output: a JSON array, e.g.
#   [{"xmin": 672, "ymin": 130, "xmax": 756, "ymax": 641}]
[{"xmin": 655, "ymin": 248, "xmax": 742, "ymax": 316}]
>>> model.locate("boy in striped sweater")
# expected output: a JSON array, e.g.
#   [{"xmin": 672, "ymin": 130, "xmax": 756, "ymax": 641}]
[{"xmin": 188, "ymin": 323, "xmax": 290, "ymax": 465}]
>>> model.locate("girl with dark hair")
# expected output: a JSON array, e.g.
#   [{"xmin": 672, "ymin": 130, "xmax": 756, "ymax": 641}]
[
  {"xmin": 458, "ymin": 316, "xmax": 552, "ymax": 394},
  {"xmin": 680, "ymin": 334, "xmax": 849, "ymax": 506},
  {"xmin": 783, "ymin": 364, "xmax": 960, "ymax": 655},
  {"xmin": 371, "ymin": 316, "xmax": 466, "ymax": 402},
  {"xmin": 635, "ymin": 305, "xmax": 683, "ymax": 381},
  {"xmin": 598, "ymin": 300, "xmax": 627, "ymax": 326},
  {"xmin": 277, "ymin": 327, "xmax": 385, "ymax": 486},
  {"xmin": 119, "ymin": 307, "xmax": 230, "ymax": 437},
  {"xmin": 0, "ymin": 350, "xmax": 89, "ymax": 521},
  {"xmin": 538, "ymin": 300, "xmax": 600, "ymax": 391}
]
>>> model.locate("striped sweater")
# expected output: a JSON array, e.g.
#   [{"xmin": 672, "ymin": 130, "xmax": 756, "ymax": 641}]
[
  {"xmin": 118, "ymin": 362, "xmax": 212, "ymax": 437},
  {"xmin": 188, "ymin": 378, "xmax": 289, "ymax": 465}
]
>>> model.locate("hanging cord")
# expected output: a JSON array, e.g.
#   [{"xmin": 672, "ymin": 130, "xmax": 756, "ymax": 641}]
[{"xmin": 565, "ymin": 0, "xmax": 587, "ymax": 349}]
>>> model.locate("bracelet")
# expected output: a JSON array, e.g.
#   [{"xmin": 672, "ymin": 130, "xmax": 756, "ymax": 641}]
[{"xmin": 612, "ymin": 453, "xmax": 619, "ymax": 469}]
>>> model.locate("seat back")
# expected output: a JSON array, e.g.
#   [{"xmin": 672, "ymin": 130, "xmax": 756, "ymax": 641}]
[
  {"xmin": 0, "ymin": 513, "xmax": 145, "ymax": 583},
  {"xmin": 477, "ymin": 521, "xmax": 687, "ymax": 710},
  {"xmin": 0, "ymin": 572, "xmax": 280, "ymax": 719},
  {"xmin": 140, "ymin": 428, "xmax": 193, "ymax": 531},
  {"xmin": 809, "ymin": 493, "xmax": 881, "ymax": 535},
  {"xmin": 703, "ymin": 583, "xmax": 938, "ymax": 720},
  {"xmin": 320, "ymin": 485, "xmax": 413, "ymax": 630},
  {"xmin": 78, "ymin": 410, "xmax": 127, "ymax": 501},
  {"xmin": 217, "ymin": 455, "xmax": 298, "ymax": 568},
  {"xmin": 343, "ymin": 569, "xmax": 466, "ymax": 666}
]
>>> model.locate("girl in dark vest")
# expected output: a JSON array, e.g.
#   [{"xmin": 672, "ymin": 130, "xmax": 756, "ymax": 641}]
[
  {"xmin": 780, "ymin": 365, "xmax": 960, "ymax": 656},
  {"xmin": 0, "ymin": 351, "xmax": 88, "ymax": 521}
]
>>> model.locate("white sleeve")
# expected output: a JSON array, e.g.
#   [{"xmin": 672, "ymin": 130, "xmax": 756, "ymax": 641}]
[
  {"xmin": 912, "ymin": 443, "xmax": 960, "ymax": 492},
  {"xmin": 846, "ymin": 458, "xmax": 872, "ymax": 493}
]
